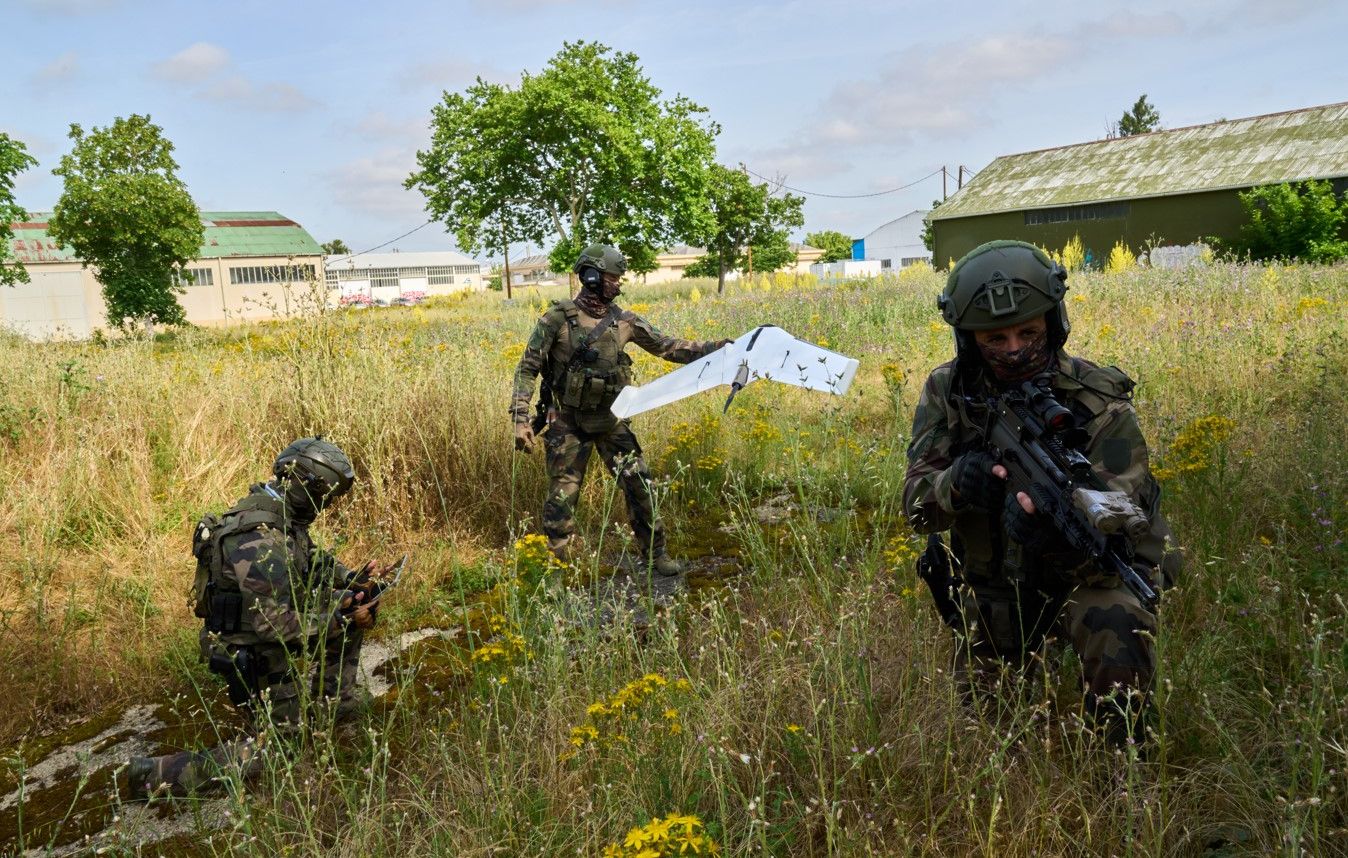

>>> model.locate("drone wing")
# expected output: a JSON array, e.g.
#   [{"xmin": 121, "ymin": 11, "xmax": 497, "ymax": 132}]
[{"xmin": 609, "ymin": 325, "xmax": 860, "ymax": 419}]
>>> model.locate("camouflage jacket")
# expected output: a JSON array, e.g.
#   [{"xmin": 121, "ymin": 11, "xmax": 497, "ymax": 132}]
[
  {"xmin": 511, "ymin": 298, "xmax": 721, "ymax": 431},
  {"xmin": 212, "ymin": 487, "xmax": 355, "ymax": 646},
  {"xmin": 903, "ymin": 352, "xmax": 1177, "ymax": 588}
]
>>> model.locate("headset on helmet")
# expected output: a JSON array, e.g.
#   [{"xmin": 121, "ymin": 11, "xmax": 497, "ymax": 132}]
[
  {"xmin": 938, "ymin": 240, "xmax": 1072, "ymax": 360},
  {"xmin": 573, "ymin": 244, "xmax": 627, "ymax": 289}
]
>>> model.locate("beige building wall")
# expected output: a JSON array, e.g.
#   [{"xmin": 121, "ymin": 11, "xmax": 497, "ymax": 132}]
[{"xmin": 1, "ymin": 254, "xmax": 325, "ymax": 338}]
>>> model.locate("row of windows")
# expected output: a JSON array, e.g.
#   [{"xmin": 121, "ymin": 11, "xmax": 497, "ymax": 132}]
[
  {"xmin": 230, "ymin": 265, "xmax": 317, "ymax": 285},
  {"xmin": 172, "ymin": 267, "xmax": 214, "ymax": 286},
  {"xmin": 1024, "ymin": 202, "xmax": 1130, "ymax": 226},
  {"xmin": 325, "ymin": 265, "xmax": 480, "ymax": 288}
]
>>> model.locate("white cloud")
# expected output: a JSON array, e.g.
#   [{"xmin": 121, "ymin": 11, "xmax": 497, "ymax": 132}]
[
  {"xmin": 201, "ymin": 75, "xmax": 320, "ymax": 113},
  {"xmin": 326, "ymin": 149, "xmax": 425, "ymax": 220},
  {"xmin": 400, "ymin": 59, "xmax": 516, "ymax": 90},
  {"xmin": 752, "ymin": 9, "xmax": 1191, "ymax": 182},
  {"xmin": 33, "ymin": 51, "xmax": 79, "ymax": 87},
  {"xmin": 351, "ymin": 112, "xmax": 430, "ymax": 147},
  {"xmin": 153, "ymin": 42, "xmax": 231, "ymax": 83}
]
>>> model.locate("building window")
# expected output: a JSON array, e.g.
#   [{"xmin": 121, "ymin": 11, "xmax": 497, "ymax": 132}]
[
  {"xmin": 230, "ymin": 264, "xmax": 317, "ymax": 285},
  {"xmin": 427, "ymin": 266, "xmax": 455, "ymax": 285},
  {"xmin": 880, "ymin": 259, "xmax": 892, "ymax": 269},
  {"xmin": 397, "ymin": 267, "xmax": 427, "ymax": 279},
  {"xmin": 324, "ymin": 269, "xmax": 339, "ymax": 289},
  {"xmin": 173, "ymin": 267, "xmax": 213, "ymax": 286},
  {"xmin": 1024, "ymin": 202, "xmax": 1130, "ymax": 226},
  {"xmin": 367, "ymin": 267, "xmax": 399, "ymax": 289},
  {"xmin": 453, "ymin": 264, "xmax": 478, "ymax": 275},
  {"xmin": 900, "ymin": 257, "xmax": 927, "ymax": 268}
]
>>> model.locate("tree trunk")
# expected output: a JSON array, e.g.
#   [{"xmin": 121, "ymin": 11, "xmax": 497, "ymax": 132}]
[{"xmin": 717, "ymin": 261, "xmax": 726, "ymax": 295}]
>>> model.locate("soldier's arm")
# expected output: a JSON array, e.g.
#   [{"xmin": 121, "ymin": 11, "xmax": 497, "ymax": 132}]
[
  {"xmin": 1082, "ymin": 397, "xmax": 1176, "ymax": 573},
  {"xmin": 510, "ymin": 311, "xmax": 563, "ymax": 423},
  {"xmin": 231, "ymin": 531, "xmax": 344, "ymax": 643},
  {"xmin": 903, "ymin": 370, "xmax": 963, "ymax": 534},
  {"xmin": 625, "ymin": 312, "xmax": 722, "ymax": 364}
]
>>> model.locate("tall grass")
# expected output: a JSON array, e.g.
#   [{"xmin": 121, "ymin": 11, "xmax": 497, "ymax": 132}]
[{"xmin": 0, "ymin": 263, "xmax": 1345, "ymax": 855}]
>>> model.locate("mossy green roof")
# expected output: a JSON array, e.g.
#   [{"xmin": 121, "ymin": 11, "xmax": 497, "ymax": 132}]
[
  {"xmin": 8, "ymin": 211, "xmax": 322, "ymax": 263},
  {"xmin": 931, "ymin": 101, "xmax": 1348, "ymax": 221}
]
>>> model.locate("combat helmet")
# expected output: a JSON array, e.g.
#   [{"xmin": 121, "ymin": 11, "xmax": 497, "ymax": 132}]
[
  {"xmin": 573, "ymin": 244, "xmax": 627, "ymax": 289},
  {"xmin": 938, "ymin": 240, "xmax": 1071, "ymax": 357},
  {"xmin": 272, "ymin": 436, "xmax": 356, "ymax": 517}
]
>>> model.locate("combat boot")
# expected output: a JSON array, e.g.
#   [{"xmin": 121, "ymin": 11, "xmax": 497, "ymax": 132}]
[
  {"xmin": 126, "ymin": 756, "xmax": 155, "ymax": 802},
  {"xmin": 646, "ymin": 552, "xmax": 686, "ymax": 577}
]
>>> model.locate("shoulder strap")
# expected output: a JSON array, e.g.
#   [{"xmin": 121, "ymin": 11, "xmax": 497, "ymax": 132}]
[{"xmin": 567, "ymin": 303, "xmax": 622, "ymax": 370}]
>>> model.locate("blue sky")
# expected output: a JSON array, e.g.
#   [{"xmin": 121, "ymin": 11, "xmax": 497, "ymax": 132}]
[{"xmin": 4, "ymin": 0, "xmax": 1345, "ymax": 259}]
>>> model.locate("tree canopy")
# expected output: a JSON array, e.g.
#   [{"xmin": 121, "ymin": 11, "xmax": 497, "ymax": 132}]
[
  {"xmin": 684, "ymin": 164, "xmax": 804, "ymax": 292},
  {"xmin": 0, "ymin": 133, "xmax": 38, "ymax": 288},
  {"xmin": 804, "ymin": 230, "xmax": 853, "ymax": 264},
  {"xmin": 1115, "ymin": 94, "xmax": 1161, "ymax": 137},
  {"xmin": 920, "ymin": 199, "xmax": 942, "ymax": 252},
  {"xmin": 407, "ymin": 41, "xmax": 719, "ymax": 278},
  {"xmin": 49, "ymin": 115, "xmax": 203, "ymax": 328},
  {"xmin": 322, "ymin": 238, "xmax": 351, "ymax": 255}
]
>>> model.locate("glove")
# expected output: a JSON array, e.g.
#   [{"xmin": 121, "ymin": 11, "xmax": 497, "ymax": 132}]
[
  {"xmin": 335, "ymin": 590, "xmax": 377, "ymax": 632},
  {"xmin": 514, "ymin": 422, "xmax": 535, "ymax": 453},
  {"xmin": 717, "ymin": 338, "xmax": 734, "ymax": 348},
  {"xmin": 1003, "ymin": 491, "xmax": 1054, "ymax": 550},
  {"xmin": 951, "ymin": 451, "xmax": 1005, "ymax": 513}
]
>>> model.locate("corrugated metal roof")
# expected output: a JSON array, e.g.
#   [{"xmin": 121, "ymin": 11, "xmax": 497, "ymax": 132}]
[
  {"xmin": 327, "ymin": 250, "xmax": 480, "ymax": 270},
  {"xmin": 8, "ymin": 210, "xmax": 322, "ymax": 263},
  {"xmin": 931, "ymin": 101, "xmax": 1348, "ymax": 220}
]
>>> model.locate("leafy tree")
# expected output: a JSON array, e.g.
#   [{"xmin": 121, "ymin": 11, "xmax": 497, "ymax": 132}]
[
  {"xmin": 321, "ymin": 238, "xmax": 351, "ymax": 255},
  {"xmin": 921, "ymin": 199, "xmax": 942, "ymax": 252},
  {"xmin": 49, "ymin": 115, "xmax": 203, "ymax": 328},
  {"xmin": 1217, "ymin": 179, "xmax": 1348, "ymax": 263},
  {"xmin": 804, "ymin": 229, "xmax": 852, "ymax": 263},
  {"xmin": 407, "ymin": 41, "xmax": 719, "ymax": 279},
  {"xmin": 684, "ymin": 164, "xmax": 804, "ymax": 293},
  {"xmin": 1117, "ymin": 94, "xmax": 1161, "ymax": 137},
  {"xmin": 0, "ymin": 133, "xmax": 38, "ymax": 288}
]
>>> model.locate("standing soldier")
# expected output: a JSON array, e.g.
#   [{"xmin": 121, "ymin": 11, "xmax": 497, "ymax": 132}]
[
  {"xmin": 127, "ymin": 437, "xmax": 389, "ymax": 798},
  {"xmin": 903, "ymin": 241, "xmax": 1179, "ymax": 744},
  {"xmin": 512, "ymin": 245, "xmax": 728, "ymax": 574}
]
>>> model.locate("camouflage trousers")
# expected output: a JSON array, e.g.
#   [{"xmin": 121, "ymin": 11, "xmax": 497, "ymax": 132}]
[
  {"xmin": 542, "ymin": 413, "xmax": 664, "ymax": 559},
  {"xmin": 134, "ymin": 628, "xmax": 365, "ymax": 797},
  {"xmin": 953, "ymin": 581, "xmax": 1157, "ymax": 741}
]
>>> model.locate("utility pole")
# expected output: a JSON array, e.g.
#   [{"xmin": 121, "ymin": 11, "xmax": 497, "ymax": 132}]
[
  {"xmin": 501, "ymin": 221, "xmax": 512, "ymax": 300},
  {"xmin": 942, "ymin": 166, "xmax": 948, "ymax": 201}
]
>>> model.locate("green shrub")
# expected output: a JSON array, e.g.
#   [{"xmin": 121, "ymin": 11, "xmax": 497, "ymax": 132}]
[{"xmin": 1218, "ymin": 179, "xmax": 1348, "ymax": 262}]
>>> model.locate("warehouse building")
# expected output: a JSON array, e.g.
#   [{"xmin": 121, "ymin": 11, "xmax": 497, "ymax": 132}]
[
  {"xmin": 3, "ymin": 211, "xmax": 324, "ymax": 338},
  {"xmin": 929, "ymin": 101, "xmax": 1348, "ymax": 266},
  {"xmin": 324, "ymin": 250, "xmax": 483, "ymax": 303},
  {"xmin": 508, "ymin": 244, "xmax": 824, "ymax": 287},
  {"xmin": 850, "ymin": 210, "xmax": 932, "ymax": 269}
]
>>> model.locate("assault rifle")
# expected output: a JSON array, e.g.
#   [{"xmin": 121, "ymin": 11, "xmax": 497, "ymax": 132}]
[{"xmin": 964, "ymin": 374, "xmax": 1160, "ymax": 609}]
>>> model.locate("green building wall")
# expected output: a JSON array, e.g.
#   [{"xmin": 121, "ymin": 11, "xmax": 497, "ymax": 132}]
[{"xmin": 931, "ymin": 188, "xmax": 1252, "ymax": 268}]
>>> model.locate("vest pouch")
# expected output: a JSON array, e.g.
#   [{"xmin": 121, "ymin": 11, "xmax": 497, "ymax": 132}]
[
  {"xmin": 207, "ymin": 590, "xmax": 243, "ymax": 634},
  {"xmin": 580, "ymin": 373, "xmax": 610, "ymax": 410},
  {"xmin": 191, "ymin": 562, "xmax": 212, "ymax": 619},
  {"xmin": 561, "ymin": 367, "xmax": 586, "ymax": 409}
]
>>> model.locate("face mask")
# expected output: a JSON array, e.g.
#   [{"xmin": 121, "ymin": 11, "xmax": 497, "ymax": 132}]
[
  {"xmin": 600, "ymin": 277, "xmax": 622, "ymax": 302},
  {"xmin": 977, "ymin": 328, "xmax": 1052, "ymax": 382}
]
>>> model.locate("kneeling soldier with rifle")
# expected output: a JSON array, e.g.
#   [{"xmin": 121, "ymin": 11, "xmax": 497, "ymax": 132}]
[
  {"xmin": 127, "ymin": 437, "xmax": 396, "ymax": 799},
  {"xmin": 903, "ymin": 241, "xmax": 1181, "ymax": 745}
]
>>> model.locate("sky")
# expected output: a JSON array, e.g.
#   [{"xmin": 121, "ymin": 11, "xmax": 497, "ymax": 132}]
[{"xmin": 4, "ymin": 0, "xmax": 1345, "ymax": 261}]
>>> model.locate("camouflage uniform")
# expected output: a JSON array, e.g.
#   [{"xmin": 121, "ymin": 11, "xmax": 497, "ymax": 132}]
[
  {"xmin": 904, "ymin": 353, "xmax": 1176, "ymax": 733},
  {"xmin": 134, "ymin": 485, "xmax": 364, "ymax": 797},
  {"xmin": 512, "ymin": 298, "xmax": 721, "ymax": 559}
]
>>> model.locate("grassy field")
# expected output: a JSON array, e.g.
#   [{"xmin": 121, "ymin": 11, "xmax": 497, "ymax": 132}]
[{"xmin": 0, "ymin": 262, "xmax": 1345, "ymax": 856}]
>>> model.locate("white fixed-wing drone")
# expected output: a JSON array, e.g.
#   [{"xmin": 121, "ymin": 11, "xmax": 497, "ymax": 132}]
[{"xmin": 609, "ymin": 325, "xmax": 860, "ymax": 419}]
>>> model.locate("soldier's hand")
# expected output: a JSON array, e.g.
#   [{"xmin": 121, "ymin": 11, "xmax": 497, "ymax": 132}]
[
  {"xmin": 717, "ymin": 338, "xmax": 734, "ymax": 349},
  {"xmin": 350, "ymin": 603, "xmax": 376, "ymax": 630},
  {"xmin": 951, "ymin": 451, "xmax": 1005, "ymax": 513},
  {"xmin": 514, "ymin": 422, "xmax": 535, "ymax": 453}
]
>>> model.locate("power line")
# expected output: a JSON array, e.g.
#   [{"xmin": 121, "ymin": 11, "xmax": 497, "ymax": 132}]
[
  {"xmin": 741, "ymin": 166, "xmax": 944, "ymax": 199},
  {"xmin": 326, "ymin": 220, "xmax": 436, "ymax": 264}
]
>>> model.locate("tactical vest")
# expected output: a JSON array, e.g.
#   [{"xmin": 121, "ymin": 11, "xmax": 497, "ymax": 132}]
[
  {"xmin": 549, "ymin": 300, "xmax": 633, "ymax": 413},
  {"xmin": 191, "ymin": 491, "xmax": 310, "ymax": 636}
]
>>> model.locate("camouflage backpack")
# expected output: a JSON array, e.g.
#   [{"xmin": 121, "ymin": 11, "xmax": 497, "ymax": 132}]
[{"xmin": 189, "ymin": 498, "xmax": 289, "ymax": 630}]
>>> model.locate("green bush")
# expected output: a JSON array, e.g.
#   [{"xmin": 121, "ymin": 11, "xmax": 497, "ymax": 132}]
[{"xmin": 1219, "ymin": 179, "xmax": 1348, "ymax": 262}]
